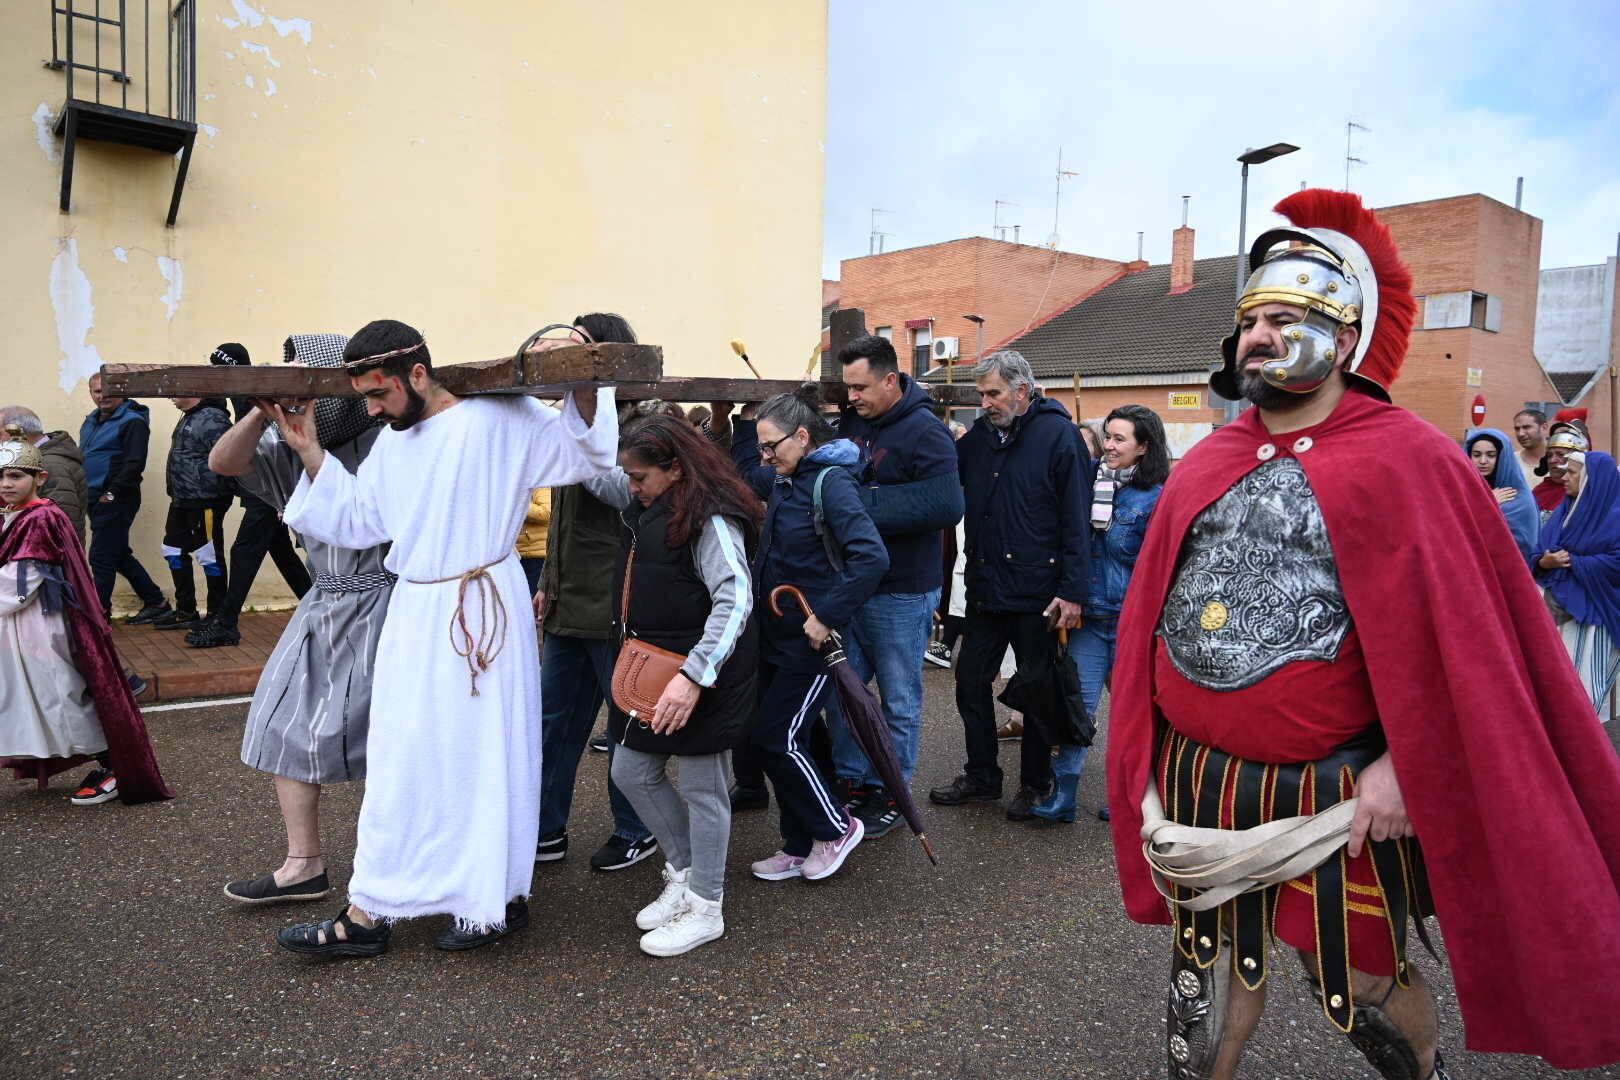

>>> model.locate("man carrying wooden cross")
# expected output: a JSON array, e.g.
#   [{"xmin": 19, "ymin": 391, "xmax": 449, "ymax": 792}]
[{"xmin": 266, "ymin": 318, "xmax": 619, "ymax": 958}]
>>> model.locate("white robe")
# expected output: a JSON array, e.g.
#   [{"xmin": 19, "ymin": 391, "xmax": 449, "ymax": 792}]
[
  {"xmin": 283, "ymin": 391, "xmax": 617, "ymax": 929},
  {"xmin": 0, "ymin": 511, "xmax": 106, "ymax": 759}
]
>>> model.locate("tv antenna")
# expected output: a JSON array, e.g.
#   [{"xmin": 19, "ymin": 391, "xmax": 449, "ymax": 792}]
[
  {"xmin": 868, "ymin": 207, "xmax": 892, "ymax": 255},
  {"xmin": 994, "ymin": 199, "xmax": 1020, "ymax": 243},
  {"xmin": 1344, "ymin": 120, "xmax": 1369, "ymax": 191},
  {"xmin": 1049, "ymin": 147, "xmax": 1079, "ymax": 248}
]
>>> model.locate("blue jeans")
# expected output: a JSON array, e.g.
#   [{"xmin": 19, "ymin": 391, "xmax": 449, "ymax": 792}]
[
  {"xmin": 538, "ymin": 633, "xmax": 649, "ymax": 842},
  {"xmin": 1039, "ymin": 617, "xmax": 1117, "ymax": 820},
  {"xmin": 830, "ymin": 589, "xmax": 939, "ymax": 790}
]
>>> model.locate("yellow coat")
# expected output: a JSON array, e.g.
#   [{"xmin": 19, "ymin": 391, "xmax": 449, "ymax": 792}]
[{"xmin": 516, "ymin": 487, "xmax": 552, "ymax": 558}]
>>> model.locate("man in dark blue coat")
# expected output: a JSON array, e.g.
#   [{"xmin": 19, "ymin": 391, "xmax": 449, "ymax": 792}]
[
  {"xmin": 81, "ymin": 372, "xmax": 170, "ymax": 622},
  {"xmin": 929, "ymin": 350, "xmax": 1091, "ymax": 819},
  {"xmin": 834, "ymin": 335, "xmax": 965, "ymax": 837}
]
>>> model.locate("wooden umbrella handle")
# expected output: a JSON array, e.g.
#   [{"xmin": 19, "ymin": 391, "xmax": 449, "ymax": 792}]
[{"xmin": 769, "ymin": 584, "xmax": 817, "ymax": 621}]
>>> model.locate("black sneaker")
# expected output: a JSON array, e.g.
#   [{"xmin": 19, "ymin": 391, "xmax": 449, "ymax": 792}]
[
  {"xmin": 590, "ymin": 833, "xmax": 658, "ymax": 872},
  {"xmin": 535, "ymin": 831, "xmax": 568, "ymax": 863},
  {"xmin": 70, "ymin": 768, "xmax": 118, "ymax": 805},
  {"xmin": 188, "ymin": 621, "xmax": 242, "ymax": 648},
  {"xmin": 128, "ymin": 601, "xmax": 173, "ymax": 625},
  {"xmin": 588, "ymin": 731, "xmax": 611, "ymax": 753},
  {"xmin": 126, "ymin": 672, "xmax": 148, "ymax": 698},
  {"xmin": 854, "ymin": 788, "xmax": 904, "ymax": 839},
  {"xmin": 435, "ymin": 898, "xmax": 529, "ymax": 951},
  {"xmin": 924, "ymin": 640, "xmax": 952, "ymax": 668},
  {"xmin": 729, "ymin": 783, "xmax": 769, "ymax": 813},
  {"xmin": 1006, "ymin": 782, "xmax": 1055, "ymax": 821},
  {"xmin": 832, "ymin": 778, "xmax": 868, "ymax": 811},
  {"xmin": 928, "ymin": 774, "xmax": 1001, "ymax": 806},
  {"xmin": 151, "ymin": 608, "xmax": 202, "ymax": 630}
]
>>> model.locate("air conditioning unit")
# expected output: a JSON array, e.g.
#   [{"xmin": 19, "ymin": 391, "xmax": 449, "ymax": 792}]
[{"xmin": 932, "ymin": 337, "xmax": 961, "ymax": 362}]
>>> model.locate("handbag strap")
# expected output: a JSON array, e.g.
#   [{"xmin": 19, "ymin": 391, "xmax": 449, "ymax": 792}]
[{"xmin": 620, "ymin": 538, "xmax": 636, "ymax": 630}]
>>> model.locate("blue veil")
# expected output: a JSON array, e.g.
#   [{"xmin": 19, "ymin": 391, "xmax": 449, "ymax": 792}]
[
  {"xmin": 1465, "ymin": 427, "xmax": 1538, "ymax": 562},
  {"xmin": 1537, "ymin": 450, "xmax": 1620, "ymax": 642}
]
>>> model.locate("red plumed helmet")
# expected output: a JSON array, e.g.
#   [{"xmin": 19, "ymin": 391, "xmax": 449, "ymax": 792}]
[{"xmin": 1267, "ymin": 189, "xmax": 1416, "ymax": 397}]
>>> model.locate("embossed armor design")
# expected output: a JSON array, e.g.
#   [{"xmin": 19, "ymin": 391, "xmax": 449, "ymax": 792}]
[{"xmin": 1159, "ymin": 458, "xmax": 1350, "ymax": 690}]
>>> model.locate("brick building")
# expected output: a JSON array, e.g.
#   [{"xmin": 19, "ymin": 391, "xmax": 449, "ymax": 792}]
[
  {"xmin": 832, "ymin": 237, "xmax": 1134, "ymax": 378},
  {"xmin": 921, "ymin": 194, "xmax": 1564, "ymax": 457}
]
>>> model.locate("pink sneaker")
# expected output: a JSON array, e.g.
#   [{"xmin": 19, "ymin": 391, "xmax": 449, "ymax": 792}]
[
  {"xmin": 801, "ymin": 814, "xmax": 865, "ymax": 881},
  {"xmin": 750, "ymin": 851, "xmax": 807, "ymax": 881}
]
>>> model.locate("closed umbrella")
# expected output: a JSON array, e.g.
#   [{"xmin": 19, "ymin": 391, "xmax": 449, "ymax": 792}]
[{"xmin": 770, "ymin": 585, "xmax": 938, "ymax": 865}]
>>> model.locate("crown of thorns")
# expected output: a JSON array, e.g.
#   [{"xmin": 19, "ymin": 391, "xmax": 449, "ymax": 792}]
[{"xmin": 344, "ymin": 337, "xmax": 428, "ymax": 376}]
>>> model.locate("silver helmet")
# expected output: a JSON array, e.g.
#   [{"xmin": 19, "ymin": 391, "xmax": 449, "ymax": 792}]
[{"xmin": 1212, "ymin": 225, "xmax": 1382, "ymax": 400}]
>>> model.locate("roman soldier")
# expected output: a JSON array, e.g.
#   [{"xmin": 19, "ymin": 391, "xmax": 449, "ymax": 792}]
[{"xmin": 1106, "ymin": 189, "xmax": 1620, "ymax": 1078}]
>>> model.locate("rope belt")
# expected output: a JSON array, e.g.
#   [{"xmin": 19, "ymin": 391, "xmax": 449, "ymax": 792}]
[
  {"xmin": 405, "ymin": 559, "xmax": 510, "ymax": 697},
  {"xmin": 313, "ymin": 570, "xmax": 398, "ymax": 595}
]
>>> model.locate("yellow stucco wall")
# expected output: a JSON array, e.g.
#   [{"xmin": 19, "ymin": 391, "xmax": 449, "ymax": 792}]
[{"xmin": 2, "ymin": 1, "xmax": 827, "ymax": 611}]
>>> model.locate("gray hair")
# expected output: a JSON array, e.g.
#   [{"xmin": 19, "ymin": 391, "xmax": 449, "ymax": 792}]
[
  {"xmin": 0, "ymin": 405, "xmax": 44, "ymax": 437},
  {"xmin": 975, "ymin": 350, "xmax": 1036, "ymax": 395},
  {"xmin": 757, "ymin": 384, "xmax": 837, "ymax": 447}
]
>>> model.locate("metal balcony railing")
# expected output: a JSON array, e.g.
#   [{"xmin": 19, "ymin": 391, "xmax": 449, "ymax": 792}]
[{"xmin": 46, "ymin": 0, "xmax": 198, "ymax": 225}]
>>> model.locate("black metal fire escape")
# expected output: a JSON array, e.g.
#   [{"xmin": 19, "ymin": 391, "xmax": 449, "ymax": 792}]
[{"xmin": 46, "ymin": 0, "xmax": 198, "ymax": 226}]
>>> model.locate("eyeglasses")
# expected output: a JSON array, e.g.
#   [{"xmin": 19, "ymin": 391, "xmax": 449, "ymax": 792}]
[{"xmin": 759, "ymin": 432, "xmax": 795, "ymax": 459}]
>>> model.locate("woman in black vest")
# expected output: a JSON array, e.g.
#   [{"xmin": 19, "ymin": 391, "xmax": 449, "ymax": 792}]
[{"xmin": 588, "ymin": 415, "xmax": 761, "ymax": 958}]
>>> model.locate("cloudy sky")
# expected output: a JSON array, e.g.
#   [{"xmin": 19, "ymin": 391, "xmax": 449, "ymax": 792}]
[{"xmin": 822, "ymin": 0, "xmax": 1620, "ymax": 279}]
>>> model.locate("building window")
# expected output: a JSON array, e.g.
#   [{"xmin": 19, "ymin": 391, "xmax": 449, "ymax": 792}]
[
  {"xmin": 1420, "ymin": 291, "xmax": 1500, "ymax": 333},
  {"xmin": 912, "ymin": 325, "xmax": 932, "ymax": 375},
  {"xmin": 875, "ymin": 326, "xmax": 893, "ymax": 341}
]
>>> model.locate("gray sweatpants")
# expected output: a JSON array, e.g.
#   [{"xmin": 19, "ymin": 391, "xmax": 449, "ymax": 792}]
[{"xmin": 610, "ymin": 747, "xmax": 732, "ymax": 902}]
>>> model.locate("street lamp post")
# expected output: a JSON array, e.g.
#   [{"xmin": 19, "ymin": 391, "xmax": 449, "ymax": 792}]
[{"xmin": 1225, "ymin": 142, "xmax": 1300, "ymax": 424}]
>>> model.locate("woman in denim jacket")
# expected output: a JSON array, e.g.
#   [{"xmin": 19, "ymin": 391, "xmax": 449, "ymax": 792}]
[{"xmin": 1032, "ymin": 405, "xmax": 1168, "ymax": 823}]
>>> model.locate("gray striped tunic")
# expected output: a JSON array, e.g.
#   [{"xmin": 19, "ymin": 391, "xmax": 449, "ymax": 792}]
[{"xmin": 238, "ymin": 427, "xmax": 392, "ymax": 783}]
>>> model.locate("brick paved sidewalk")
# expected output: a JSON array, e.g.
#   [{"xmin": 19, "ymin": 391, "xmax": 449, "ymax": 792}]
[{"xmin": 112, "ymin": 610, "xmax": 292, "ymax": 701}]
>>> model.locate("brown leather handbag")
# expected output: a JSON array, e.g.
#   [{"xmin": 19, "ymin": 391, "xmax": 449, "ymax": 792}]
[{"xmin": 610, "ymin": 540, "xmax": 689, "ymax": 721}]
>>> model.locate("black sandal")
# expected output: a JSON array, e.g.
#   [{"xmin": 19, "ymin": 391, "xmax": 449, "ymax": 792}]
[
  {"xmin": 225, "ymin": 870, "xmax": 333, "ymax": 905},
  {"xmin": 277, "ymin": 906, "xmax": 391, "ymax": 958}
]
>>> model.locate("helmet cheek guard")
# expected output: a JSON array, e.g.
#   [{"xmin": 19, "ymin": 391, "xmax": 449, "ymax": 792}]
[{"xmin": 1260, "ymin": 309, "xmax": 1344, "ymax": 395}]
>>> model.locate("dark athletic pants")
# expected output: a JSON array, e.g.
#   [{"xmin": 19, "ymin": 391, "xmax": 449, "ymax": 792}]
[
  {"xmin": 735, "ymin": 695, "xmax": 838, "ymax": 791},
  {"xmin": 751, "ymin": 660, "xmax": 848, "ymax": 857},
  {"xmin": 163, "ymin": 502, "xmax": 230, "ymax": 615},
  {"xmin": 215, "ymin": 495, "xmax": 311, "ymax": 628},
  {"xmin": 87, "ymin": 495, "xmax": 165, "ymax": 613},
  {"xmin": 954, "ymin": 607, "xmax": 1056, "ymax": 791}
]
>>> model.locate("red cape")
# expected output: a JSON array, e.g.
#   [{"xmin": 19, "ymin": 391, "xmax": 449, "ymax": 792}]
[
  {"xmin": 1106, "ymin": 389, "xmax": 1620, "ymax": 1069},
  {"xmin": 1533, "ymin": 477, "xmax": 1566, "ymax": 513},
  {"xmin": 0, "ymin": 500, "xmax": 173, "ymax": 803}
]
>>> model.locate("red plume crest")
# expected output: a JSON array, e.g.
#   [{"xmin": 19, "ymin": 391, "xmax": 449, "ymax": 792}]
[{"xmin": 1272, "ymin": 189, "xmax": 1416, "ymax": 394}]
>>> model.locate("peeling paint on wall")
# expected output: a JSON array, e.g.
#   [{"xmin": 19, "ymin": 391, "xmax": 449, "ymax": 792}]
[
  {"xmin": 245, "ymin": 74, "xmax": 256, "ymax": 89},
  {"xmin": 112, "ymin": 247, "xmax": 129, "ymax": 263},
  {"xmin": 222, "ymin": 2, "xmax": 313, "ymax": 45},
  {"xmin": 157, "ymin": 257, "xmax": 184, "ymax": 321},
  {"xmin": 200, "ymin": 123, "xmax": 220, "ymax": 140},
  {"xmin": 268, "ymin": 15, "xmax": 314, "ymax": 44},
  {"xmin": 50, "ymin": 240, "xmax": 103, "ymax": 392},
  {"xmin": 33, "ymin": 104, "xmax": 60, "ymax": 164},
  {"xmin": 265, "ymin": 78, "xmax": 278, "ymax": 97},
  {"xmin": 241, "ymin": 41, "xmax": 282, "ymax": 67}
]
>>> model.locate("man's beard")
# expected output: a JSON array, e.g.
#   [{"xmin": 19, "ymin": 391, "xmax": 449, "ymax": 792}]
[
  {"xmin": 1235, "ymin": 350, "xmax": 1312, "ymax": 411},
  {"xmin": 386, "ymin": 383, "xmax": 428, "ymax": 430}
]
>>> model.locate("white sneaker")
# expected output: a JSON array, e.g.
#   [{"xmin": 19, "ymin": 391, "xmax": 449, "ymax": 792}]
[
  {"xmin": 635, "ymin": 863, "xmax": 692, "ymax": 931},
  {"xmin": 639, "ymin": 889, "xmax": 724, "ymax": 957}
]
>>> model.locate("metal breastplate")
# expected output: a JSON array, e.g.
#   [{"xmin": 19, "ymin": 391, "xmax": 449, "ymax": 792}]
[{"xmin": 1158, "ymin": 458, "xmax": 1350, "ymax": 690}]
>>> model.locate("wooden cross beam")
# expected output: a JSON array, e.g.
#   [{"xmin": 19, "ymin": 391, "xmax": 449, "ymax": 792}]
[{"xmin": 97, "ymin": 343, "xmax": 985, "ymax": 406}]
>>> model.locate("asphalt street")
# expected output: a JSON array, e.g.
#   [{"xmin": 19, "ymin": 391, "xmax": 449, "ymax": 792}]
[{"xmin": 3, "ymin": 671, "xmax": 1617, "ymax": 1079}]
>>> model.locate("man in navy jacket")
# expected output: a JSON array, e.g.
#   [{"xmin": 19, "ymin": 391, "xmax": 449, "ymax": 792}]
[
  {"xmin": 929, "ymin": 350, "xmax": 1091, "ymax": 819},
  {"xmin": 834, "ymin": 336, "xmax": 965, "ymax": 836},
  {"xmin": 80, "ymin": 373, "xmax": 170, "ymax": 621}
]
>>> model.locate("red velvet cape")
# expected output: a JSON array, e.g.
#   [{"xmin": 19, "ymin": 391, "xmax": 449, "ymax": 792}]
[
  {"xmin": 1106, "ymin": 389, "xmax": 1620, "ymax": 1068},
  {"xmin": 0, "ymin": 499, "xmax": 173, "ymax": 803}
]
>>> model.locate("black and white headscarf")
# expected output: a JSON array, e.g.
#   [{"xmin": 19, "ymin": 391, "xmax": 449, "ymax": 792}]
[{"xmin": 283, "ymin": 333, "xmax": 380, "ymax": 450}]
